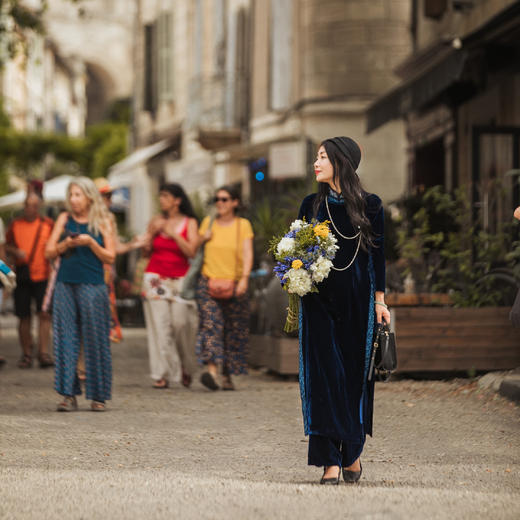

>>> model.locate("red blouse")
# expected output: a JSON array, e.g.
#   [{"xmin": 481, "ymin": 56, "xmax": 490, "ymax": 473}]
[{"xmin": 145, "ymin": 218, "xmax": 190, "ymax": 278}]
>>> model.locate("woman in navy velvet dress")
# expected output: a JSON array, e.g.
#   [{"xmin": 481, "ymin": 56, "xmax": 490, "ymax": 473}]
[{"xmin": 297, "ymin": 137, "xmax": 390, "ymax": 485}]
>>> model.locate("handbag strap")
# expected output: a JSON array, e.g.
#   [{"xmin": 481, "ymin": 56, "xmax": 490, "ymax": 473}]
[
  {"xmin": 22, "ymin": 218, "xmax": 43, "ymax": 268},
  {"xmin": 233, "ymin": 218, "xmax": 241, "ymax": 282}
]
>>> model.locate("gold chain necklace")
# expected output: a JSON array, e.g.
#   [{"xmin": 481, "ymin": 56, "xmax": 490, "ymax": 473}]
[{"xmin": 325, "ymin": 196, "xmax": 362, "ymax": 271}]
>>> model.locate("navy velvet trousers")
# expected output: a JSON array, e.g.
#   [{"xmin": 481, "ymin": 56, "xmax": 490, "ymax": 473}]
[{"xmin": 308, "ymin": 435, "xmax": 364, "ymax": 468}]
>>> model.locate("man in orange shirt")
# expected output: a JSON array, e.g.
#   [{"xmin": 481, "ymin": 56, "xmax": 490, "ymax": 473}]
[{"xmin": 6, "ymin": 193, "xmax": 54, "ymax": 368}]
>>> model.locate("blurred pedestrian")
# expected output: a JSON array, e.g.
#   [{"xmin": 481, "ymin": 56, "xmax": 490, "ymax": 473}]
[
  {"xmin": 196, "ymin": 185, "xmax": 254, "ymax": 391},
  {"xmin": 141, "ymin": 183, "xmax": 199, "ymax": 389},
  {"xmin": 5, "ymin": 192, "xmax": 54, "ymax": 369},
  {"xmin": 45, "ymin": 177, "xmax": 115, "ymax": 412},
  {"xmin": 297, "ymin": 137, "xmax": 389, "ymax": 484},
  {"xmin": 94, "ymin": 177, "xmax": 147, "ymax": 343}
]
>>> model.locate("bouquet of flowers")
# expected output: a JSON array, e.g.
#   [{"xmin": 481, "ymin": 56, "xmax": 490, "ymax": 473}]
[{"xmin": 270, "ymin": 218, "xmax": 338, "ymax": 332}]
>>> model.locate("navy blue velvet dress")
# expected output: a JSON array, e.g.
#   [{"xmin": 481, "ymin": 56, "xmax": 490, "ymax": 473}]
[{"xmin": 297, "ymin": 191, "xmax": 385, "ymax": 465}]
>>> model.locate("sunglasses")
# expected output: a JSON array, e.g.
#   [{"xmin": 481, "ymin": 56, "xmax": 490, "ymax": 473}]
[
  {"xmin": 102, "ymin": 192, "xmax": 112, "ymax": 199},
  {"xmin": 214, "ymin": 196, "xmax": 231, "ymax": 203}
]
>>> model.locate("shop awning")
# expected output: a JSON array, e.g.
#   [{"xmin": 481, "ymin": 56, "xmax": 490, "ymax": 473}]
[
  {"xmin": 108, "ymin": 138, "xmax": 175, "ymax": 185},
  {"xmin": 366, "ymin": 50, "xmax": 468, "ymax": 133},
  {"xmin": 0, "ymin": 175, "xmax": 75, "ymax": 209}
]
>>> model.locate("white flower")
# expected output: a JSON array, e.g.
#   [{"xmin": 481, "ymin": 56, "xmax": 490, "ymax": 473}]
[
  {"xmin": 289, "ymin": 219, "xmax": 305, "ymax": 232},
  {"xmin": 286, "ymin": 268, "xmax": 313, "ymax": 296},
  {"xmin": 310, "ymin": 256, "xmax": 333, "ymax": 283},
  {"xmin": 276, "ymin": 236, "xmax": 296, "ymax": 256},
  {"xmin": 323, "ymin": 235, "xmax": 339, "ymax": 256}
]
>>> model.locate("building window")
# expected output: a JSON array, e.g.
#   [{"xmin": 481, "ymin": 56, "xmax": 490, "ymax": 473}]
[
  {"xmin": 157, "ymin": 11, "xmax": 174, "ymax": 103},
  {"xmin": 143, "ymin": 23, "xmax": 157, "ymax": 113},
  {"xmin": 269, "ymin": 0, "xmax": 292, "ymax": 111}
]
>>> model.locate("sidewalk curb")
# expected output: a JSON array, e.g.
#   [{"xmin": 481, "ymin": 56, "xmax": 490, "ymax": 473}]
[{"xmin": 499, "ymin": 377, "xmax": 520, "ymax": 403}]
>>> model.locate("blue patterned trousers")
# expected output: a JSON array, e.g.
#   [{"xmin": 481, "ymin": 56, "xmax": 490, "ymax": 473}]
[{"xmin": 53, "ymin": 282, "xmax": 111, "ymax": 402}]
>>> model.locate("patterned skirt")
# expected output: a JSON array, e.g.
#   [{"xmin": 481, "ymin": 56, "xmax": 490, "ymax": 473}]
[{"xmin": 195, "ymin": 276, "xmax": 249, "ymax": 375}]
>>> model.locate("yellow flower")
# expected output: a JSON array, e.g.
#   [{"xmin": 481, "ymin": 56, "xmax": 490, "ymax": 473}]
[
  {"xmin": 291, "ymin": 259, "xmax": 303, "ymax": 270},
  {"xmin": 313, "ymin": 223, "xmax": 329, "ymax": 238}
]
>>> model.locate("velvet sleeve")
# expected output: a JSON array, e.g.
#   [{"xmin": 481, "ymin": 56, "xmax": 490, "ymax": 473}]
[
  {"xmin": 297, "ymin": 194, "xmax": 316, "ymax": 221},
  {"xmin": 368, "ymin": 198, "xmax": 385, "ymax": 292}
]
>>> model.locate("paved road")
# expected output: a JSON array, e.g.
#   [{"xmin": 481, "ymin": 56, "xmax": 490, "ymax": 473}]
[{"xmin": 0, "ymin": 320, "xmax": 519, "ymax": 519}]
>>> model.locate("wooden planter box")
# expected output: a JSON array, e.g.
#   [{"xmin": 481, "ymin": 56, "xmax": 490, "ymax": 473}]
[
  {"xmin": 249, "ymin": 305, "xmax": 520, "ymax": 375},
  {"xmin": 395, "ymin": 307, "xmax": 520, "ymax": 372},
  {"xmin": 249, "ymin": 334, "xmax": 299, "ymax": 375}
]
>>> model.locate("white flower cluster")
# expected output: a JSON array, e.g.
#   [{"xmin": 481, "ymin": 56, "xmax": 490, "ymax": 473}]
[
  {"xmin": 322, "ymin": 234, "xmax": 339, "ymax": 258},
  {"xmin": 286, "ymin": 268, "xmax": 312, "ymax": 296},
  {"xmin": 289, "ymin": 219, "xmax": 305, "ymax": 232},
  {"xmin": 276, "ymin": 236, "xmax": 296, "ymax": 256},
  {"xmin": 309, "ymin": 256, "xmax": 333, "ymax": 283}
]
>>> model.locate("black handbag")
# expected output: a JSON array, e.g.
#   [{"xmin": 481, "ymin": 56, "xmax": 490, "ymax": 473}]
[
  {"xmin": 368, "ymin": 322, "xmax": 397, "ymax": 382},
  {"xmin": 15, "ymin": 218, "xmax": 43, "ymax": 285}
]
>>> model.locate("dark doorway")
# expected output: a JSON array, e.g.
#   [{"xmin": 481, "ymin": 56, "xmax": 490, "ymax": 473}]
[
  {"xmin": 472, "ymin": 126, "xmax": 520, "ymax": 231},
  {"xmin": 413, "ymin": 138, "xmax": 445, "ymax": 190}
]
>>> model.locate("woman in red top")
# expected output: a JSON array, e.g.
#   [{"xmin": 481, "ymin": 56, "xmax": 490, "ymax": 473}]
[{"xmin": 142, "ymin": 184, "xmax": 199, "ymax": 389}]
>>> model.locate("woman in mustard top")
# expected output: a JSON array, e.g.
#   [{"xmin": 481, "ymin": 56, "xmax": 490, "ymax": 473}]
[{"xmin": 196, "ymin": 185, "xmax": 254, "ymax": 391}]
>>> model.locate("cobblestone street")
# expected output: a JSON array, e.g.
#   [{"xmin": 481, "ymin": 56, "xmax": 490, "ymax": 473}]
[{"xmin": 0, "ymin": 322, "xmax": 519, "ymax": 519}]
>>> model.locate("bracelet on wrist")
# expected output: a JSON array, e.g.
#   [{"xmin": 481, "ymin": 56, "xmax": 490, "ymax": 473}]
[{"xmin": 375, "ymin": 301, "xmax": 388, "ymax": 309}]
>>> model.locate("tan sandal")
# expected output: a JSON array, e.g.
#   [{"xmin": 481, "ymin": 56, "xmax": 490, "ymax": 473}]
[
  {"xmin": 221, "ymin": 376, "xmax": 235, "ymax": 391},
  {"xmin": 17, "ymin": 354, "xmax": 32, "ymax": 369},
  {"xmin": 57, "ymin": 396, "xmax": 78, "ymax": 412},
  {"xmin": 91, "ymin": 400, "xmax": 105, "ymax": 412},
  {"xmin": 153, "ymin": 378, "xmax": 169, "ymax": 389},
  {"xmin": 38, "ymin": 353, "xmax": 54, "ymax": 368}
]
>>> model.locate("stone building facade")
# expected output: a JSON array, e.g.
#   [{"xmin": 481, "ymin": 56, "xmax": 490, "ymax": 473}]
[
  {"xmin": 1, "ymin": 35, "xmax": 86, "ymax": 136},
  {"xmin": 113, "ymin": 0, "xmax": 412, "ymax": 234},
  {"xmin": 368, "ymin": 0, "xmax": 520, "ymax": 231},
  {"xmin": 44, "ymin": 0, "xmax": 135, "ymax": 124}
]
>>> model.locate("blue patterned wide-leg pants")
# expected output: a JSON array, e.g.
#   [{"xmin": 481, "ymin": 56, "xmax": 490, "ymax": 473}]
[{"xmin": 53, "ymin": 282, "xmax": 112, "ymax": 402}]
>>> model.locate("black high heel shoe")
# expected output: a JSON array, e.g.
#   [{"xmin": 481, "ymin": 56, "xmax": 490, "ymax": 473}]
[
  {"xmin": 342, "ymin": 462, "xmax": 362, "ymax": 483},
  {"xmin": 320, "ymin": 466, "xmax": 341, "ymax": 485}
]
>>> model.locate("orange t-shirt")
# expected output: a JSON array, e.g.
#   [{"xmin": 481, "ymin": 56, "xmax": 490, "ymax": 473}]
[{"xmin": 6, "ymin": 217, "xmax": 54, "ymax": 282}]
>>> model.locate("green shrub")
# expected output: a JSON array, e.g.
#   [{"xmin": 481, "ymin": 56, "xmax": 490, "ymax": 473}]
[{"xmin": 394, "ymin": 186, "xmax": 519, "ymax": 306}]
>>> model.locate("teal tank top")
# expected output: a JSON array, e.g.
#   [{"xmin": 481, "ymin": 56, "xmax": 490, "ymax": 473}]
[{"xmin": 57, "ymin": 217, "xmax": 105, "ymax": 285}]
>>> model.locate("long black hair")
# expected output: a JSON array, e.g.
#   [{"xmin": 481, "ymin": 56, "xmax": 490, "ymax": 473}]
[
  {"xmin": 312, "ymin": 139, "xmax": 375, "ymax": 250},
  {"xmin": 160, "ymin": 183, "xmax": 196, "ymax": 219}
]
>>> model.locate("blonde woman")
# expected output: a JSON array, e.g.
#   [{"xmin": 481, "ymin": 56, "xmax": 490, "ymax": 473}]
[{"xmin": 45, "ymin": 177, "xmax": 115, "ymax": 412}]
